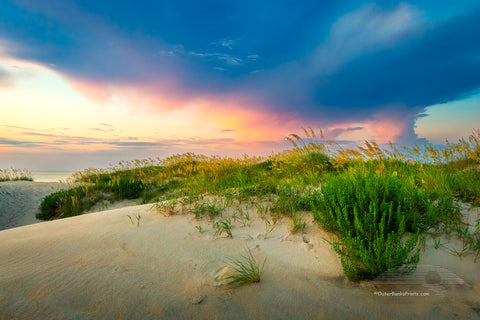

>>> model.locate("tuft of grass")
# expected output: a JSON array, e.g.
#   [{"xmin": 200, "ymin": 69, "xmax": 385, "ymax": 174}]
[
  {"xmin": 291, "ymin": 212, "xmax": 306, "ymax": 234},
  {"xmin": 433, "ymin": 237, "xmax": 445, "ymax": 249},
  {"xmin": 214, "ymin": 218, "xmax": 233, "ymax": 238},
  {"xmin": 195, "ymin": 225, "xmax": 206, "ymax": 233},
  {"xmin": 189, "ymin": 200, "xmax": 224, "ymax": 219},
  {"xmin": 156, "ymin": 199, "xmax": 178, "ymax": 216},
  {"xmin": 263, "ymin": 218, "xmax": 276, "ymax": 239},
  {"xmin": 126, "ymin": 213, "xmax": 141, "ymax": 227},
  {"xmin": 222, "ymin": 249, "xmax": 266, "ymax": 288},
  {"xmin": 232, "ymin": 204, "xmax": 251, "ymax": 227}
]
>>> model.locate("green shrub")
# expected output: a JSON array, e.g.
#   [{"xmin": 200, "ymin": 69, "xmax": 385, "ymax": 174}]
[
  {"xmin": 38, "ymin": 191, "xmax": 64, "ymax": 220},
  {"xmin": 37, "ymin": 185, "xmax": 100, "ymax": 220},
  {"xmin": 252, "ymin": 160, "xmax": 275, "ymax": 171},
  {"xmin": 451, "ymin": 169, "xmax": 480, "ymax": 204},
  {"xmin": 108, "ymin": 176, "xmax": 144, "ymax": 199},
  {"xmin": 313, "ymin": 172, "xmax": 458, "ymax": 281}
]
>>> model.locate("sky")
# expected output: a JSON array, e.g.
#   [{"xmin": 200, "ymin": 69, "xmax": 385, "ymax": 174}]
[{"xmin": 1, "ymin": 1, "xmax": 479, "ymax": 170}]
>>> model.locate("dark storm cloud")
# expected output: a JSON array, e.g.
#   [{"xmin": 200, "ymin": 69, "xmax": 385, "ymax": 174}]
[{"xmin": 1, "ymin": 1, "xmax": 479, "ymax": 143}]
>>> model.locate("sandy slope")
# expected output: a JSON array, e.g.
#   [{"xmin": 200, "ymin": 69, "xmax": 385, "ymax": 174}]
[
  {"xmin": 0, "ymin": 181, "xmax": 136, "ymax": 231},
  {"xmin": 0, "ymin": 203, "xmax": 479, "ymax": 319},
  {"xmin": 0, "ymin": 181, "xmax": 69, "ymax": 231}
]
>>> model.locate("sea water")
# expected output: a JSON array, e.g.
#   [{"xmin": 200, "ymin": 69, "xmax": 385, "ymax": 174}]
[{"xmin": 31, "ymin": 171, "xmax": 76, "ymax": 182}]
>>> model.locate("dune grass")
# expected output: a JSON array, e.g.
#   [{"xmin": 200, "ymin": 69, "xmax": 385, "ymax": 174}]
[
  {"xmin": 222, "ymin": 249, "xmax": 266, "ymax": 287},
  {"xmin": 0, "ymin": 168, "xmax": 33, "ymax": 182},
  {"xmin": 37, "ymin": 128, "xmax": 480, "ymax": 281}
]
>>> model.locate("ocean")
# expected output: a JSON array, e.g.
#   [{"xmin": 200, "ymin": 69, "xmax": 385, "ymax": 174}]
[{"xmin": 31, "ymin": 171, "xmax": 76, "ymax": 182}]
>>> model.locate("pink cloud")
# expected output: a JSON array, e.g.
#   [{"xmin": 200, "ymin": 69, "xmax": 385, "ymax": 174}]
[
  {"xmin": 192, "ymin": 96, "xmax": 309, "ymax": 142},
  {"xmin": 328, "ymin": 106, "xmax": 420, "ymax": 145},
  {"xmin": 67, "ymin": 77, "xmax": 112, "ymax": 102},
  {"xmin": 63, "ymin": 75, "xmax": 418, "ymax": 148}
]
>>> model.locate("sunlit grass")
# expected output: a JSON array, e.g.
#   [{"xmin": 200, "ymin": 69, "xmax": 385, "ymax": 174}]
[
  {"xmin": 0, "ymin": 168, "xmax": 33, "ymax": 182},
  {"xmin": 36, "ymin": 127, "xmax": 480, "ymax": 281},
  {"xmin": 222, "ymin": 249, "xmax": 266, "ymax": 287}
]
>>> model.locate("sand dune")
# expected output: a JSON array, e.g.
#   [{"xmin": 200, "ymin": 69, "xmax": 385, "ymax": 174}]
[
  {"xmin": 1, "ymin": 203, "xmax": 479, "ymax": 319},
  {"xmin": 0, "ymin": 181, "xmax": 136, "ymax": 231},
  {"xmin": 0, "ymin": 181, "xmax": 68, "ymax": 231}
]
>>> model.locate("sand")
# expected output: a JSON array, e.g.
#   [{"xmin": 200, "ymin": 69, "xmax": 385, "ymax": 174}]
[
  {"xmin": 0, "ymin": 181, "xmax": 69, "ymax": 231},
  {"xmin": 0, "ymin": 181, "xmax": 136, "ymax": 231},
  {"xmin": 0, "ymin": 191, "xmax": 479, "ymax": 319}
]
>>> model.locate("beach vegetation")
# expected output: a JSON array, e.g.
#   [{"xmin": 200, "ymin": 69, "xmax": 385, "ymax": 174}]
[
  {"xmin": 222, "ymin": 249, "xmax": 266, "ymax": 287},
  {"xmin": 0, "ymin": 168, "xmax": 33, "ymax": 182},
  {"xmin": 126, "ymin": 213, "xmax": 141, "ymax": 227},
  {"xmin": 291, "ymin": 212, "xmax": 306, "ymax": 234},
  {"xmin": 214, "ymin": 218, "xmax": 233, "ymax": 238},
  {"xmin": 263, "ymin": 218, "xmax": 276, "ymax": 239},
  {"xmin": 36, "ymin": 127, "xmax": 480, "ymax": 281},
  {"xmin": 195, "ymin": 225, "xmax": 206, "ymax": 233}
]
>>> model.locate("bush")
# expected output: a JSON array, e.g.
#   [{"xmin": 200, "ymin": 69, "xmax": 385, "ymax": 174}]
[
  {"xmin": 37, "ymin": 185, "xmax": 95, "ymax": 220},
  {"xmin": 274, "ymin": 151, "xmax": 334, "ymax": 177},
  {"xmin": 312, "ymin": 172, "xmax": 457, "ymax": 281},
  {"xmin": 106, "ymin": 176, "xmax": 144, "ymax": 199},
  {"xmin": 38, "ymin": 191, "xmax": 64, "ymax": 220}
]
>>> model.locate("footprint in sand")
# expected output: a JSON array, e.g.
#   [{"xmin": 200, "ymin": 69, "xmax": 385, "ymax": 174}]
[{"xmin": 301, "ymin": 236, "xmax": 313, "ymax": 251}]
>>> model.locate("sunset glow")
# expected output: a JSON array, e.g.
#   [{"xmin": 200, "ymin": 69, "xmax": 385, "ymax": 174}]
[{"xmin": 1, "ymin": 1, "xmax": 479, "ymax": 170}]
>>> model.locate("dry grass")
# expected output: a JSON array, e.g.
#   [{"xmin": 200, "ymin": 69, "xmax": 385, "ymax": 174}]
[
  {"xmin": 0, "ymin": 168, "xmax": 33, "ymax": 182},
  {"xmin": 36, "ymin": 127, "xmax": 480, "ymax": 281}
]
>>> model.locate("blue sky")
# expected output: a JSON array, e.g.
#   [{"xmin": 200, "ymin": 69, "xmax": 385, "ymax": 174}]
[{"xmin": 0, "ymin": 1, "xmax": 479, "ymax": 170}]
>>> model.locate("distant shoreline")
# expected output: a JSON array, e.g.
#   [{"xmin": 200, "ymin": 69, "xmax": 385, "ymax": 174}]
[{"xmin": 31, "ymin": 171, "xmax": 76, "ymax": 182}]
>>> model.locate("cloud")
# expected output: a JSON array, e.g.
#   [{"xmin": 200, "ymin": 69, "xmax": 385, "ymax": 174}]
[
  {"xmin": 10, "ymin": 129, "xmax": 240, "ymax": 151},
  {"xmin": 0, "ymin": 137, "xmax": 44, "ymax": 146},
  {"xmin": 210, "ymin": 37, "xmax": 237, "ymax": 50},
  {"xmin": 326, "ymin": 126, "xmax": 364, "ymax": 139},
  {"xmin": 188, "ymin": 51, "xmax": 245, "ymax": 66},
  {"xmin": 216, "ymin": 54, "xmax": 243, "ymax": 66},
  {"xmin": 312, "ymin": 3, "xmax": 422, "ymax": 73},
  {"xmin": 0, "ymin": 67, "xmax": 12, "ymax": 87},
  {"xmin": 245, "ymin": 4, "xmax": 480, "ymax": 144},
  {"xmin": 5, "ymin": 125, "xmax": 36, "ymax": 130},
  {"xmin": 1, "ymin": 1, "xmax": 480, "ymax": 147},
  {"xmin": 158, "ymin": 43, "xmax": 254, "ymax": 68},
  {"xmin": 312, "ymin": 7, "xmax": 480, "ymax": 114},
  {"xmin": 90, "ymin": 127, "xmax": 114, "ymax": 133}
]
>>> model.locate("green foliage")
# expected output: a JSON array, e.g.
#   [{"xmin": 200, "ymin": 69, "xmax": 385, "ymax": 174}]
[
  {"xmin": 291, "ymin": 212, "xmax": 306, "ymax": 234},
  {"xmin": 35, "ymin": 127, "xmax": 480, "ymax": 282},
  {"xmin": 38, "ymin": 175, "xmax": 147, "ymax": 220},
  {"xmin": 313, "ymin": 172, "xmax": 458, "ymax": 281},
  {"xmin": 317, "ymin": 172, "xmax": 458, "ymax": 233},
  {"xmin": 222, "ymin": 249, "xmax": 266, "ymax": 287},
  {"xmin": 215, "ymin": 218, "xmax": 233, "ymax": 238},
  {"xmin": 37, "ymin": 185, "xmax": 104, "ymax": 220},
  {"xmin": 189, "ymin": 200, "xmax": 224, "ymax": 219},
  {"xmin": 126, "ymin": 213, "xmax": 141, "ymax": 227},
  {"xmin": 106, "ymin": 176, "xmax": 144, "ymax": 199},
  {"xmin": 450, "ymin": 169, "xmax": 480, "ymax": 204},
  {"xmin": 38, "ymin": 164, "xmax": 169, "ymax": 219}
]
